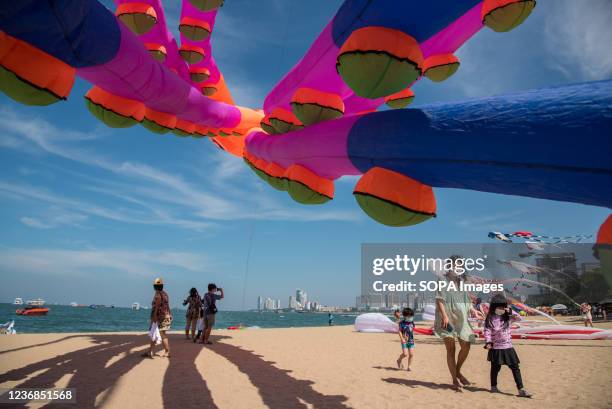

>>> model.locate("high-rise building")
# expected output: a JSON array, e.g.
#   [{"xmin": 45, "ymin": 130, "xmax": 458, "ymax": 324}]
[
  {"xmin": 277, "ymin": 299, "xmax": 281, "ymax": 310},
  {"xmin": 296, "ymin": 289, "xmax": 303, "ymax": 303},
  {"xmin": 527, "ymin": 252, "xmax": 578, "ymax": 305},
  {"xmin": 257, "ymin": 296, "xmax": 263, "ymax": 312},
  {"xmin": 289, "ymin": 295, "xmax": 296, "ymax": 309},
  {"xmin": 296, "ymin": 289, "xmax": 307, "ymax": 306},
  {"xmin": 264, "ymin": 297, "xmax": 275, "ymax": 311},
  {"xmin": 356, "ymin": 294, "xmax": 385, "ymax": 310}
]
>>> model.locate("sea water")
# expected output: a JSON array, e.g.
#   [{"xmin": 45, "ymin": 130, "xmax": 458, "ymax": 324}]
[{"xmin": 0, "ymin": 304, "xmax": 366, "ymax": 333}]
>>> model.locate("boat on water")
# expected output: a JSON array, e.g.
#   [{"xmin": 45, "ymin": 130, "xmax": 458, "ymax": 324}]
[
  {"xmin": 16, "ymin": 305, "xmax": 49, "ymax": 316},
  {"xmin": 89, "ymin": 304, "xmax": 108, "ymax": 309},
  {"xmin": 16, "ymin": 298, "xmax": 49, "ymax": 316},
  {"xmin": 13, "ymin": 297, "xmax": 23, "ymax": 305},
  {"xmin": 69, "ymin": 302, "xmax": 78, "ymax": 307},
  {"xmin": 132, "ymin": 302, "xmax": 140, "ymax": 310}
]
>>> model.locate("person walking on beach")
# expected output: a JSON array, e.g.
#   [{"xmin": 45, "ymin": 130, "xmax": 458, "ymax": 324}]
[
  {"xmin": 328, "ymin": 313, "xmax": 334, "ymax": 326},
  {"xmin": 434, "ymin": 255, "xmax": 484, "ymax": 391},
  {"xmin": 396, "ymin": 307, "xmax": 415, "ymax": 371},
  {"xmin": 201, "ymin": 283, "xmax": 223, "ymax": 345},
  {"xmin": 143, "ymin": 277, "xmax": 173, "ymax": 358},
  {"xmin": 183, "ymin": 287, "xmax": 201, "ymax": 341},
  {"xmin": 194, "ymin": 307, "xmax": 205, "ymax": 343},
  {"xmin": 393, "ymin": 309, "xmax": 401, "ymax": 322},
  {"xmin": 484, "ymin": 293, "xmax": 532, "ymax": 398},
  {"xmin": 581, "ymin": 303, "xmax": 593, "ymax": 327}
]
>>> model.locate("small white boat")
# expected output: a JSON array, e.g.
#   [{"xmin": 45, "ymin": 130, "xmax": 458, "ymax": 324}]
[
  {"xmin": 69, "ymin": 302, "xmax": 78, "ymax": 307},
  {"xmin": 27, "ymin": 298, "xmax": 45, "ymax": 307},
  {"xmin": 13, "ymin": 298, "xmax": 23, "ymax": 305},
  {"xmin": 132, "ymin": 302, "xmax": 140, "ymax": 310}
]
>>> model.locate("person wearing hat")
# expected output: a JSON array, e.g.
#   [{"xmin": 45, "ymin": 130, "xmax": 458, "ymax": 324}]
[{"xmin": 143, "ymin": 277, "xmax": 173, "ymax": 358}]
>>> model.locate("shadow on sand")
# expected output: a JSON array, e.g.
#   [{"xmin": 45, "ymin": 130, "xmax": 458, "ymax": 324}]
[
  {"xmin": 211, "ymin": 341, "xmax": 351, "ymax": 409},
  {"xmin": 0, "ymin": 335, "xmax": 83, "ymax": 356},
  {"xmin": 383, "ymin": 377, "xmax": 503, "ymax": 395},
  {"xmin": 161, "ymin": 334, "xmax": 227, "ymax": 409},
  {"xmin": 0, "ymin": 334, "xmax": 155, "ymax": 408},
  {"xmin": 0, "ymin": 333, "xmax": 351, "ymax": 409}
]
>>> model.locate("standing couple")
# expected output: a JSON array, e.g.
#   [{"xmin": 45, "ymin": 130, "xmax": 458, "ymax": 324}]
[{"xmin": 184, "ymin": 283, "xmax": 224, "ymax": 344}]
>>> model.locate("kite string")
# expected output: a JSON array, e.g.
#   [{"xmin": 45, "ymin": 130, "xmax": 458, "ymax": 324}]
[{"xmin": 241, "ymin": 220, "xmax": 255, "ymax": 311}]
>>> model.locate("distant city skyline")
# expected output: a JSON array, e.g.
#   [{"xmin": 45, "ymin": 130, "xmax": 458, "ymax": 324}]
[{"xmin": 258, "ymin": 288, "xmax": 335, "ymax": 312}]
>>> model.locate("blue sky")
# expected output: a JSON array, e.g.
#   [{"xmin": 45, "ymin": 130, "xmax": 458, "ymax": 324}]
[{"xmin": 0, "ymin": 0, "xmax": 610, "ymax": 309}]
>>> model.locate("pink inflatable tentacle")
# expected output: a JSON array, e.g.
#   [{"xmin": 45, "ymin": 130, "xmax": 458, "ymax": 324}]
[
  {"xmin": 115, "ymin": 0, "xmax": 190, "ymax": 82},
  {"xmin": 179, "ymin": 0, "xmax": 222, "ymax": 86},
  {"xmin": 78, "ymin": 23, "xmax": 241, "ymax": 128},
  {"xmin": 245, "ymin": 115, "xmax": 361, "ymax": 179},
  {"xmin": 264, "ymin": 4, "xmax": 484, "ymax": 118}
]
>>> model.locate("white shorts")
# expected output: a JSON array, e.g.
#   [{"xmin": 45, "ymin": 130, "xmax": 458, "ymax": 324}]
[{"xmin": 196, "ymin": 318, "xmax": 204, "ymax": 331}]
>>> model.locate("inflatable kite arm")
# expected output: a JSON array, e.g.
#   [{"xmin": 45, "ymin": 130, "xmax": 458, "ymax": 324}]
[
  {"xmin": 5, "ymin": 0, "xmax": 608, "ymax": 228},
  {"xmin": 246, "ymin": 80, "xmax": 612, "ymax": 212},
  {"xmin": 0, "ymin": 0, "xmax": 263, "ymax": 157}
]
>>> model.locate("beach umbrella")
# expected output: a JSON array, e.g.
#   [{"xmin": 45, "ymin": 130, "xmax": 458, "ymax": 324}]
[{"xmin": 552, "ymin": 304, "xmax": 568, "ymax": 310}]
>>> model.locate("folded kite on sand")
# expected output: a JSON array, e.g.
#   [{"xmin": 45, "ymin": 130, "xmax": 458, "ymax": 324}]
[{"xmin": 354, "ymin": 313, "xmax": 612, "ymax": 340}]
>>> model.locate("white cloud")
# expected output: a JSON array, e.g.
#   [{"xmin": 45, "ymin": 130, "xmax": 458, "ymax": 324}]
[
  {"xmin": 20, "ymin": 213, "xmax": 88, "ymax": 229},
  {"xmin": 0, "ymin": 247, "xmax": 209, "ymax": 277},
  {"xmin": 455, "ymin": 210, "xmax": 525, "ymax": 232},
  {"xmin": 0, "ymin": 108, "xmax": 360, "ymax": 229},
  {"xmin": 544, "ymin": 0, "xmax": 612, "ymax": 81},
  {"xmin": 0, "ymin": 181, "xmax": 213, "ymax": 231},
  {"xmin": 20, "ymin": 217, "xmax": 53, "ymax": 229},
  {"xmin": 336, "ymin": 175, "xmax": 359, "ymax": 184},
  {"xmin": 212, "ymin": 150, "xmax": 245, "ymax": 180}
]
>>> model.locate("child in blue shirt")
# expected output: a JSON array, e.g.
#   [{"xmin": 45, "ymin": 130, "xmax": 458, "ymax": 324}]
[{"xmin": 397, "ymin": 307, "xmax": 415, "ymax": 371}]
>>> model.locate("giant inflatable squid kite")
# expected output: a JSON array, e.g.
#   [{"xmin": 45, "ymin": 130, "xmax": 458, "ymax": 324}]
[{"xmin": 1, "ymin": 0, "xmax": 611, "ymax": 230}]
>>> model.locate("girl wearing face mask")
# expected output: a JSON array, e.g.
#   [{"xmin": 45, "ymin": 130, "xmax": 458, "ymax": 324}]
[
  {"xmin": 484, "ymin": 293, "xmax": 531, "ymax": 398},
  {"xmin": 396, "ymin": 307, "xmax": 416, "ymax": 371}
]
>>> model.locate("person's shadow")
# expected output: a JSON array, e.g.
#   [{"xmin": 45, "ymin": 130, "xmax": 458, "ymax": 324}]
[
  {"xmin": 0, "ymin": 334, "xmax": 148, "ymax": 408},
  {"xmin": 0, "ymin": 333, "xmax": 352, "ymax": 409},
  {"xmin": 161, "ymin": 334, "xmax": 225, "ymax": 409},
  {"xmin": 383, "ymin": 377, "xmax": 507, "ymax": 395},
  {"xmin": 210, "ymin": 341, "xmax": 351, "ymax": 409}
]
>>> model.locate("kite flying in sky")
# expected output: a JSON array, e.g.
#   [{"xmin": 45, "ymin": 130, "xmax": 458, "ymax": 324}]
[{"xmin": 0, "ymin": 0, "xmax": 610, "ymax": 230}]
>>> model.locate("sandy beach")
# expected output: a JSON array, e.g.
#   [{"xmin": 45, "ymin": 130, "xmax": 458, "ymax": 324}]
[{"xmin": 1, "ymin": 319, "xmax": 611, "ymax": 409}]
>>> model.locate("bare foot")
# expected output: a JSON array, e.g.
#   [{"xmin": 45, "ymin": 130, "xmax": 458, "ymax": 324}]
[
  {"xmin": 396, "ymin": 358, "xmax": 404, "ymax": 370},
  {"xmin": 452, "ymin": 381, "xmax": 463, "ymax": 392},
  {"xmin": 406, "ymin": 367, "xmax": 411, "ymax": 372},
  {"xmin": 458, "ymin": 374, "xmax": 471, "ymax": 386}
]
